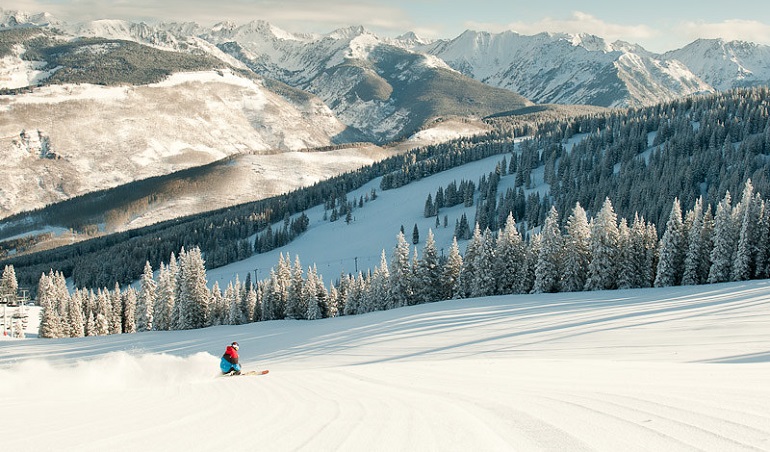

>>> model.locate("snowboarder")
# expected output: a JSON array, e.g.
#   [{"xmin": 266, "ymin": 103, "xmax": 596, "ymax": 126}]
[{"xmin": 220, "ymin": 341, "xmax": 242, "ymax": 375}]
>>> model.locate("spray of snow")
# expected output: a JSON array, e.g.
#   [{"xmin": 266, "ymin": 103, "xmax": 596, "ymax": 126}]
[{"xmin": 0, "ymin": 351, "xmax": 218, "ymax": 394}]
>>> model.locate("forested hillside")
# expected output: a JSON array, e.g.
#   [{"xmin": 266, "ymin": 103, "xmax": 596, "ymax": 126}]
[{"xmin": 3, "ymin": 88, "xmax": 770, "ymax": 302}]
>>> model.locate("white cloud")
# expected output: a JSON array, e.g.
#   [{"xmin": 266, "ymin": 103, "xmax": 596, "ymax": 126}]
[
  {"xmin": 466, "ymin": 11, "xmax": 657, "ymax": 43},
  {"xmin": 3, "ymin": 0, "xmax": 414, "ymax": 35},
  {"xmin": 679, "ymin": 19, "xmax": 770, "ymax": 45}
]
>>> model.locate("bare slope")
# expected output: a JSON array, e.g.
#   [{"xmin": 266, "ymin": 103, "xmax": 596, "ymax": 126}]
[{"xmin": 1, "ymin": 281, "xmax": 769, "ymax": 450}]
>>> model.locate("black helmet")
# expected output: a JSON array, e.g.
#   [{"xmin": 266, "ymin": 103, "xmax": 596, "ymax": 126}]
[{"xmin": 231, "ymin": 341, "xmax": 239, "ymax": 350}]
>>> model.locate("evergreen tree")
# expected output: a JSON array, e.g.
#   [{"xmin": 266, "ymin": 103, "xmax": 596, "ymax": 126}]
[
  {"xmin": 470, "ymin": 228, "xmax": 497, "ymax": 298},
  {"xmin": 366, "ymin": 251, "xmax": 391, "ymax": 312},
  {"xmin": 455, "ymin": 224, "xmax": 483, "ymax": 298},
  {"xmin": 682, "ymin": 198, "xmax": 706, "ymax": 285},
  {"xmin": 417, "ymin": 230, "xmax": 441, "ymax": 303},
  {"xmin": 285, "ymin": 255, "xmax": 305, "ymax": 320},
  {"xmin": 561, "ymin": 203, "xmax": 590, "ymax": 292},
  {"xmin": 585, "ymin": 198, "xmax": 620, "ymax": 291},
  {"xmin": 243, "ymin": 283, "xmax": 258, "ymax": 323},
  {"xmin": 390, "ymin": 232, "xmax": 413, "ymax": 308},
  {"xmin": 534, "ymin": 206, "xmax": 562, "ymax": 293},
  {"xmin": 37, "ymin": 272, "xmax": 62, "ymax": 339},
  {"xmin": 495, "ymin": 213, "xmax": 525, "ymax": 295},
  {"xmin": 0, "ymin": 264, "xmax": 18, "ymax": 303},
  {"xmin": 655, "ymin": 199, "xmax": 686, "ymax": 287},
  {"xmin": 304, "ymin": 266, "xmax": 323, "ymax": 320},
  {"xmin": 154, "ymin": 262, "xmax": 176, "ymax": 331},
  {"xmin": 137, "ymin": 261, "xmax": 156, "ymax": 332},
  {"xmin": 440, "ymin": 238, "xmax": 463, "ymax": 300},
  {"xmin": 732, "ymin": 181, "xmax": 759, "ymax": 281},
  {"xmin": 708, "ymin": 192, "xmax": 736, "ymax": 284},
  {"xmin": 178, "ymin": 247, "xmax": 209, "ymax": 329},
  {"xmin": 67, "ymin": 290, "xmax": 85, "ymax": 338},
  {"xmin": 208, "ymin": 282, "xmax": 224, "ymax": 326},
  {"xmin": 122, "ymin": 288, "xmax": 137, "ymax": 334},
  {"xmin": 110, "ymin": 282, "xmax": 123, "ymax": 335},
  {"xmin": 225, "ymin": 281, "xmax": 243, "ymax": 325}
]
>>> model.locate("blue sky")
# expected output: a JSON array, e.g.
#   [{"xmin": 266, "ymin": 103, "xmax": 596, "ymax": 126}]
[{"xmin": 5, "ymin": 0, "xmax": 770, "ymax": 52}]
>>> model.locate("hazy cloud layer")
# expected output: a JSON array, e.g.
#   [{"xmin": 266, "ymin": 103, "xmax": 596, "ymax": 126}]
[
  {"xmin": 4, "ymin": 0, "xmax": 415, "ymax": 34},
  {"xmin": 3, "ymin": 2, "xmax": 770, "ymax": 52}
]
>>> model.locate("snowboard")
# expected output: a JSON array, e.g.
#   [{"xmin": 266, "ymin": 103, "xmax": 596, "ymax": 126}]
[{"xmin": 224, "ymin": 369, "xmax": 269, "ymax": 377}]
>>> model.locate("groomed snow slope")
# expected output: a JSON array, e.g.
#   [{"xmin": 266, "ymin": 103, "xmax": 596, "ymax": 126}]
[{"xmin": 1, "ymin": 280, "xmax": 769, "ymax": 451}]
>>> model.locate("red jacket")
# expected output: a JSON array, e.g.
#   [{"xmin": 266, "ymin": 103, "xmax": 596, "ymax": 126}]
[{"xmin": 223, "ymin": 345, "xmax": 239, "ymax": 365}]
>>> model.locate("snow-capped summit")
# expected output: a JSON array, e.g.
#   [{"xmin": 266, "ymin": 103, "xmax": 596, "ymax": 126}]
[
  {"xmin": 419, "ymin": 29, "xmax": 714, "ymax": 107},
  {"xmin": 391, "ymin": 31, "xmax": 434, "ymax": 48},
  {"xmin": 0, "ymin": 8, "xmax": 60, "ymax": 28},
  {"xmin": 664, "ymin": 38, "xmax": 770, "ymax": 91}
]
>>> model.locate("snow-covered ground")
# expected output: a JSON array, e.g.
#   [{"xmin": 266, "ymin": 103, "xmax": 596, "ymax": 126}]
[{"xmin": 1, "ymin": 281, "xmax": 769, "ymax": 451}]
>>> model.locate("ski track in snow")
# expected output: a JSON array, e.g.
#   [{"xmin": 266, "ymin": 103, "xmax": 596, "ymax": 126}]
[{"xmin": 1, "ymin": 281, "xmax": 770, "ymax": 451}]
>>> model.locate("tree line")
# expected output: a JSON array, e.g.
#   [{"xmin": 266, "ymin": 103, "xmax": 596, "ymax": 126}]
[{"xmin": 34, "ymin": 176, "xmax": 770, "ymax": 338}]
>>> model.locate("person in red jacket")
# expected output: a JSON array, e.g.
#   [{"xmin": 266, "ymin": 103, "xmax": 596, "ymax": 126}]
[{"xmin": 220, "ymin": 341, "xmax": 242, "ymax": 375}]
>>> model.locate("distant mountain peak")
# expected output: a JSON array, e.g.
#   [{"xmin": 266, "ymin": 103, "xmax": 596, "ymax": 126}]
[
  {"xmin": 0, "ymin": 8, "xmax": 61, "ymax": 28},
  {"xmin": 326, "ymin": 25, "xmax": 369, "ymax": 40}
]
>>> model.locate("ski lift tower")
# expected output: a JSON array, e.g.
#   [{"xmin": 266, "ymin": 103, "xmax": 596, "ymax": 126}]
[
  {"xmin": 0, "ymin": 294, "xmax": 8, "ymax": 337},
  {"xmin": 11, "ymin": 290, "xmax": 30, "ymax": 338}
]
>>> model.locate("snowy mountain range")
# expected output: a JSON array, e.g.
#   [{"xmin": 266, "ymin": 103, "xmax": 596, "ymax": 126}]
[{"xmin": 1, "ymin": 7, "xmax": 770, "ymax": 226}]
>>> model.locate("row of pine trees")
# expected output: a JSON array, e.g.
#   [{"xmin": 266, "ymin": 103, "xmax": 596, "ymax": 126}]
[{"xmin": 36, "ymin": 178, "xmax": 769, "ymax": 338}]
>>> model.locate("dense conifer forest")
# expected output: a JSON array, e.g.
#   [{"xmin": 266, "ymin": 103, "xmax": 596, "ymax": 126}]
[{"xmin": 3, "ymin": 88, "xmax": 770, "ymax": 324}]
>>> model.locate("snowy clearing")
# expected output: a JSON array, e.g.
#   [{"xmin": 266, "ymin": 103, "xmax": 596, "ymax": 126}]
[{"xmin": 1, "ymin": 280, "xmax": 769, "ymax": 451}]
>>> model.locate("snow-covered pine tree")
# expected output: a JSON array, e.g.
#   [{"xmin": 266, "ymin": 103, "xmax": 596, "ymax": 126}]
[
  {"xmin": 37, "ymin": 272, "xmax": 62, "ymax": 339},
  {"xmin": 440, "ymin": 238, "xmax": 463, "ymax": 300},
  {"xmin": 67, "ymin": 289, "xmax": 85, "ymax": 338},
  {"xmin": 208, "ymin": 281, "xmax": 224, "ymax": 326},
  {"xmin": 274, "ymin": 254, "xmax": 291, "ymax": 320},
  {"xmin": 303, "ymin": 266, "xmax": 323, "ymax": 320},
  {"xmin": 655, "ymin": 199, "xmax": 686, "ymax": 287},
  {"xmin": 109, "ymin": 282, "xmax": 123, "ymax": 335},
  {"xmin": 327, "ymin": 285, "xmax": 340, "ymax": 318},
  {"xmin": 495, "ymin": 213, "xmax": 525, "ymax": 295},
  {"xmin": 682, "ymin": 198, "xmax": 706, "ymax": 285},
  {"xmin": 0, "ymin": 264, "xmax": 18, "ymax": 302},
  {"xmin": 178, "ymin": 247, "xmax": 209, "ymax": 329},
  {"xmin": 154, "ymin": 262, "xmax": 176, "ymax": 331},
  {"xmin": 85, "ymin": 311, "xmax": 96, "ymax": 337},
  {"xmin": 390, "ymin": 232, "xmax": 413, "ymax": 308},
  {"xmin": 561, "ymin": 203, "xmax": 590, "ymax": 292},
  {"xmin": 224, "ymin": 281, "xmax": 242, "ymax": 325},
  {"xmin": 366, "ymin": 251, "xmax": 390, "ymax": 312},
  {"xmin": 708, "ymin": 192, "xmax": 736, "ymax": 284},
  {"xmin": 313, "ymin": 268, "xmax": 329, "ymax": 317},
  {"xmin": 644, "ymin": 222, "xmax": 659, "ymax": 288},
  {"xmin": 137, "ymin": 261, "xmax": 156, "ymax": 332},
  {"xmin": 521, "ymin": 234, "xmax": 540, "ymax": 294},
  {"xmin": 122, "ymin": 288, "xmax": 137, "ymax": 334},
  {"xmin": 755, "ymin": 201, "xmax": 770, "ymax": 279},
  {"xmin": 83, "ymin": 290, "xmax": 97, "ymax": 337},
  {"xmin": 167, "ymin": 252, "xmax": 181, "ymax": 330},
  {"xmin": 243, "ymin": 281, "xmax": 258, "ymax": 323},
  {"xmin": 343, "ymin": 273, "xmax": 365, "ymax": 316},
  {"xmin": 252, "ymin": 284, "xmax": 264, "ymax": 322},
  {"xmin": 470, "ymin": 228, "xmax": 497, "ymax": 298},
  {"xmin": 584, "ymin": 198, "xmax": 620, "ymax": 291},
  {"xmin": 95, "ymin": 288, "xmax": 111, "ymax": 336},
  {"xmin": 616, "ymin": 219, "xmax": 634, "ymax": 290},
  {"xmin": 454, "ymin": 224, "xmax": 483, "ymax": 299},
  {"xmin": 417, "ymin": 229, "xmax": 441, "ymax": 303},
  {"xmin": 534, "ymin": 206, "xmax": 562, "ymax": 293},
  {"xmin": 285, "ymin": 255, "xmax": 305, "ymax": 320},
  {"xmin": 732, "ymin": 181, "xmax": 760, "ymax": 281}
]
